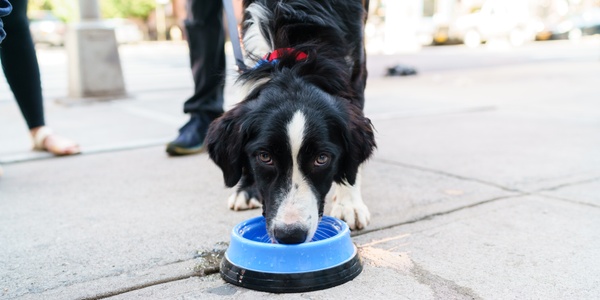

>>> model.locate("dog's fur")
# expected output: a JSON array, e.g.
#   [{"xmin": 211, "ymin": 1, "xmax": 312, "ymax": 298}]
[{"xmin": 206, "ymin": 0, "xmax": 375, "ymax": 244}]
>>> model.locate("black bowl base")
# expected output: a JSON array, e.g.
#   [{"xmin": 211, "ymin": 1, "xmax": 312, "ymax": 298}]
[{"xmin": 220, "ymin": 253, "xmax": 363, "ymax": 293}]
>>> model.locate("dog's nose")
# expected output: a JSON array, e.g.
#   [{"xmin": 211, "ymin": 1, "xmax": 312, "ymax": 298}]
[{"xmin": 273, "ymin": 223, "xmax": 308, "ymax": 244}]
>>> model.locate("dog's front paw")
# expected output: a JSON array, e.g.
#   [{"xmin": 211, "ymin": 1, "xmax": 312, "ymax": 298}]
[
  {"xmin": 330, "ymin": 195, "xmax": 371, "ymax": 230},
  {"xmin": 227, "ymin": 191, "xmax": 262, "ymax": 211}
]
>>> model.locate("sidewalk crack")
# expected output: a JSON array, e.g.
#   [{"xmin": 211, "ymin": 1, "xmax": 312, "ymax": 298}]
[
  {"xmin": 82, "ymin": 266, "xmax": 219, "ymax": 300},
  {"xmin": 80, "ymin": 246, "xmax": 226, "ymax": 300},
  {"xmin": 373, "ymin": 158, "xmax": 522, "ymax": 193},
  {"xmin": 534, "ymin": 177, "xmax": 600, "ymax": 192},
  {"xmin": 538, "ymin": 194, "xmax": 600, "ymax": 209},
  {"xmin": 82, "ymin": 270, "xmax": 210, "ymax": 300},
  {"xmin": 352, "ymin": 194, "xmax": 523, "ymax": 237}
]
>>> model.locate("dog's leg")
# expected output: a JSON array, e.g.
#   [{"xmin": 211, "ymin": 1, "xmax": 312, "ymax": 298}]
[
  {"xmin": 330, "ymin": 167, "xmax": 370, "ymax": 230},
  {"xmin": 228, "ymin": 174, "xmax": 262, "ymax": 211},
  {"xmin": 228, "ymin": 190, "xmax": 261, "ymax": 211}
]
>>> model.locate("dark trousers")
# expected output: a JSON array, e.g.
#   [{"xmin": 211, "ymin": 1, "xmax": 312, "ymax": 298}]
[
  {"xmin": 183, "ymin": 0, "xmax": 225, "ymax": 127},
  {"xmin": 1, "ymin": 0, "xmax": 45, "ymax": 129}
]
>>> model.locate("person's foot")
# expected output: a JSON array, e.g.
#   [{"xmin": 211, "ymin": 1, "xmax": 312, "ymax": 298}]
[
  {"xmin": 166, "ymin": 114, "xmax": 207, "ymax": 156},
  {"xmin": 31, "ymin": 127, "xmax": 81, "ymax": 156}
]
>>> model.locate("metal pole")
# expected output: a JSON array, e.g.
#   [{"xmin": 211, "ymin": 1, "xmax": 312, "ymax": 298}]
[
  {"xmin": 66, "ymin": 0, "xmax": 127, "ymax": 99},
  {"xmin": 78, "ymin": 0, "xmax": 100, "ymax": 20},
  {"xmin": 156, "ymin": 1, "xmax": 167, "ymax": 40}
]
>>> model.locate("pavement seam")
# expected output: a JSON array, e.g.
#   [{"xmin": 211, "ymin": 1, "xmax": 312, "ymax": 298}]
[
  {"xmin": 352, "ymin": 194, "xmax": 524, "ymax": 237},
  {"xmin": 526, "ymin": 177, "xmax": 600, "ymax": 209},
  {"xmin": 371, "ymin": 159, "xmax": 600, "ymax": 211},
  {"xmin": 82, "ymin": 267, "xmax": 218, "ymax": 300},
  {"xmin": 533, "ymin": 177, "xmax": 600, "ymax": 192},
  {"xmin": 536, "ymin": 194, "xmax": 600, "ymax": 209},
  {"xmin": 0, "ymin": 141, "xmax": 170, "ymax": 164},
  {"xmin": 373, "ymin": 158, "xmax": 522, "ymax": 193}
]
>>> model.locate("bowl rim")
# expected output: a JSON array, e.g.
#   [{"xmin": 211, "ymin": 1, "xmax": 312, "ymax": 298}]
[
  {"xmin": 225, "ymin": 215, "xmax": 357, "ymax": 273},
  {"xmin": 231, "ymin": 215, "xmax": 349, "ymax": 248}
]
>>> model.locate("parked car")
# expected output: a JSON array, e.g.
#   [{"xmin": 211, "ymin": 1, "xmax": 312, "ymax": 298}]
[
  {"xmin": 446, "ymin": 0, "xmax": 536, "ymax": 47},
  {"xmin": 29, "ymin": 13, "xmax": 143, "ymax": 46},
  {"xmin": 550, "ymin": 8, "xmax": 600, "ymax": 40},
  {"xmin": 28, "ymin": 10, "xmax": 66, "ymax": 46}
]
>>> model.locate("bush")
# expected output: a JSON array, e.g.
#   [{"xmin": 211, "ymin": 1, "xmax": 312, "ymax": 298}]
[
  {"xmin": 101, "ymin": 0, "xmax": 156, "ymax": 20},
  {"xmin": 28, "ymin": 0, "xmax": 157, "ymax": 22},
  {"xmin": 29, "ymin": 0, "xmax": 77, "ymax": 22}
]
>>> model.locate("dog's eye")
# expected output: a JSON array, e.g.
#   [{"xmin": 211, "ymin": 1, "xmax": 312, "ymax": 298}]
[
  {"xmin": 314, "ymin": 153, "xmax": 330, "ymax": 166},
  {"xmin": 257, "ymin": 151, "xmax": 273, "ymax": 165}
]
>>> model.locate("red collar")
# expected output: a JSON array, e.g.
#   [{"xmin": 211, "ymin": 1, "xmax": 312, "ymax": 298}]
[{"xmin": 262, "ymin": 48, "xmax": 308, "ymax": 62}]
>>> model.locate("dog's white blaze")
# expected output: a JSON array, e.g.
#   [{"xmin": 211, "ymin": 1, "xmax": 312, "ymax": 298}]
[
  {"xmin": 287, "ymin": 111, "xmax": 305, "ymax": 175},
  {"xmin": 243, "ymin": 3, "xmax": 273, "ymax": 66},
  {"xmin": 274, "ymin": 111, "xmax": 319, "ymax": 242}
]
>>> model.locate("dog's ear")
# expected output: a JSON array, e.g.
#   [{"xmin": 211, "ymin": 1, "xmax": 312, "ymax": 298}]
[
  {"xmin": 206, "ymin": 107, "xmax": 248, "ymax": 187},
  {"xmin": 335, "ymin": 106, "xmax": 376, "ymax": 186}
]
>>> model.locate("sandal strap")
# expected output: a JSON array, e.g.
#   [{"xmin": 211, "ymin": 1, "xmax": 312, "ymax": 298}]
[{"xmin": 32, "ymin": 127, "xmax": 53, "ymax": 150}]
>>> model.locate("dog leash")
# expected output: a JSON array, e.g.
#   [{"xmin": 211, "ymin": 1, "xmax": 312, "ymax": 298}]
[{"xmin": 222, "ymin": 0, "xmax": 248, "ymax": 73}]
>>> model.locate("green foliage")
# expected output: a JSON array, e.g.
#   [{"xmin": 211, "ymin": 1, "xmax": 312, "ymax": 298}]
[
  {"xmin": 100, "ymin": 0, "xmax": 156, "ymax": 20},
  {"xmin": 29, "ymin": 0, "xmax": 77, "ymax": 22},
  {"xmin": 28, "ymin": 0, "xmax": 157, "ymax": 22},
  {"xmin": 29, "ymin": 0, "xmax": 53, "ymax": 11}
]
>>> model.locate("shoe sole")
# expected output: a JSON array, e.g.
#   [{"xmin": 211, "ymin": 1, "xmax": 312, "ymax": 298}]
[{"xmin": 166, "ymin": 144, "xmax": 204, "ymax": 156}]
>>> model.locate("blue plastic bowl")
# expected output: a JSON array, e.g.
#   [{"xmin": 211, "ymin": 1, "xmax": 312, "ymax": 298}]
[{"xmin": 220, "ymin": 216, "xmax": 362, "ymax": 293}]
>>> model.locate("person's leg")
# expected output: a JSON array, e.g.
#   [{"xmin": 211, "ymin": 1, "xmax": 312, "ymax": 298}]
[
  {"xmin": 1, "ymin": 0, "xmax": 45, "ymax": 130},
  {"xmin": 1, "ymin": 0, "xmax": 79, "ymax": 155},
  {"xmin": 0, "ymin": 0, "xmax": 11, "ymax": 43},
  {"xmin": 166, "ymin": 0, "xmax": 225, "ymax": 156}
]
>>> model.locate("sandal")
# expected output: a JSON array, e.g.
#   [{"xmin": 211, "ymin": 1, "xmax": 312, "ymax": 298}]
[{"xmin": 32, "ymin": 127, "xmax": 81, "ymax": 156}]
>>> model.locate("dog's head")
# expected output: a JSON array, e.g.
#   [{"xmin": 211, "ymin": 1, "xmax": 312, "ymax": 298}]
[{"xmin": 206, "ymin": 76, "xmax": 375, "ymax": 244}]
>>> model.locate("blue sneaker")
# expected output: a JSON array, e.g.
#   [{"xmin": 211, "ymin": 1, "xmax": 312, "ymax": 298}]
[{"xmin": 166, "ymin": 114, "xmax": 207, "ymax": 156}]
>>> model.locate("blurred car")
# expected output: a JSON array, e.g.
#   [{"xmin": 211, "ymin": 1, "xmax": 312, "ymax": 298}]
[
  {"xmin": 104, "ymin": 18, "xmax": 144, "ymax": 44},
  {"xmin": 550, "ymin": 8, "xmax": 600, "ymax": 40},
  {"xmin": 445, "ymin": 0, "xmax": 536, "ymax": 47},
  {"xmin": 28, "ymin": 10, "xmax": 66, "ymax": 46},
  {"xmin": 533, "ymin": 18, "xmax": 557, "ymax": 41},
  {"xmin": 29, "ymin": 13, "xmax": 143, "ymax": 46}
]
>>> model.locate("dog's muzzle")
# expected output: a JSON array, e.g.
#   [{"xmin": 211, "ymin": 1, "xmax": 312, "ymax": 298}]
[{"xmin": 272, "ymin": 222, "xmax": 309, "ymax": 244}]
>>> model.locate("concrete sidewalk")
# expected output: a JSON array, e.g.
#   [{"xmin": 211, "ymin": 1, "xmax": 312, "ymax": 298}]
[{"xmin": 1, "ymin": 39, "xmax": 600, "ymax": 299}]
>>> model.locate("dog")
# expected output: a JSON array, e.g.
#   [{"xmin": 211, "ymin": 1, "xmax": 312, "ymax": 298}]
[{"xmin": 206, "ymin": 0, "xmax": 375, "ymax": 244}]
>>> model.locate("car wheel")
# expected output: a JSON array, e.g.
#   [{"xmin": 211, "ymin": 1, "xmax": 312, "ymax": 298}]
[{"xmin": 463, "ymin": 29, "xmax": 481, "ymax": 48}]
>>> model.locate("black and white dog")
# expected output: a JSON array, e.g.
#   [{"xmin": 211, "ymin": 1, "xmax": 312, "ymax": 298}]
[{"xmin": 206, "ymin": 0, "xmax": 375, "ymax": 244}]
